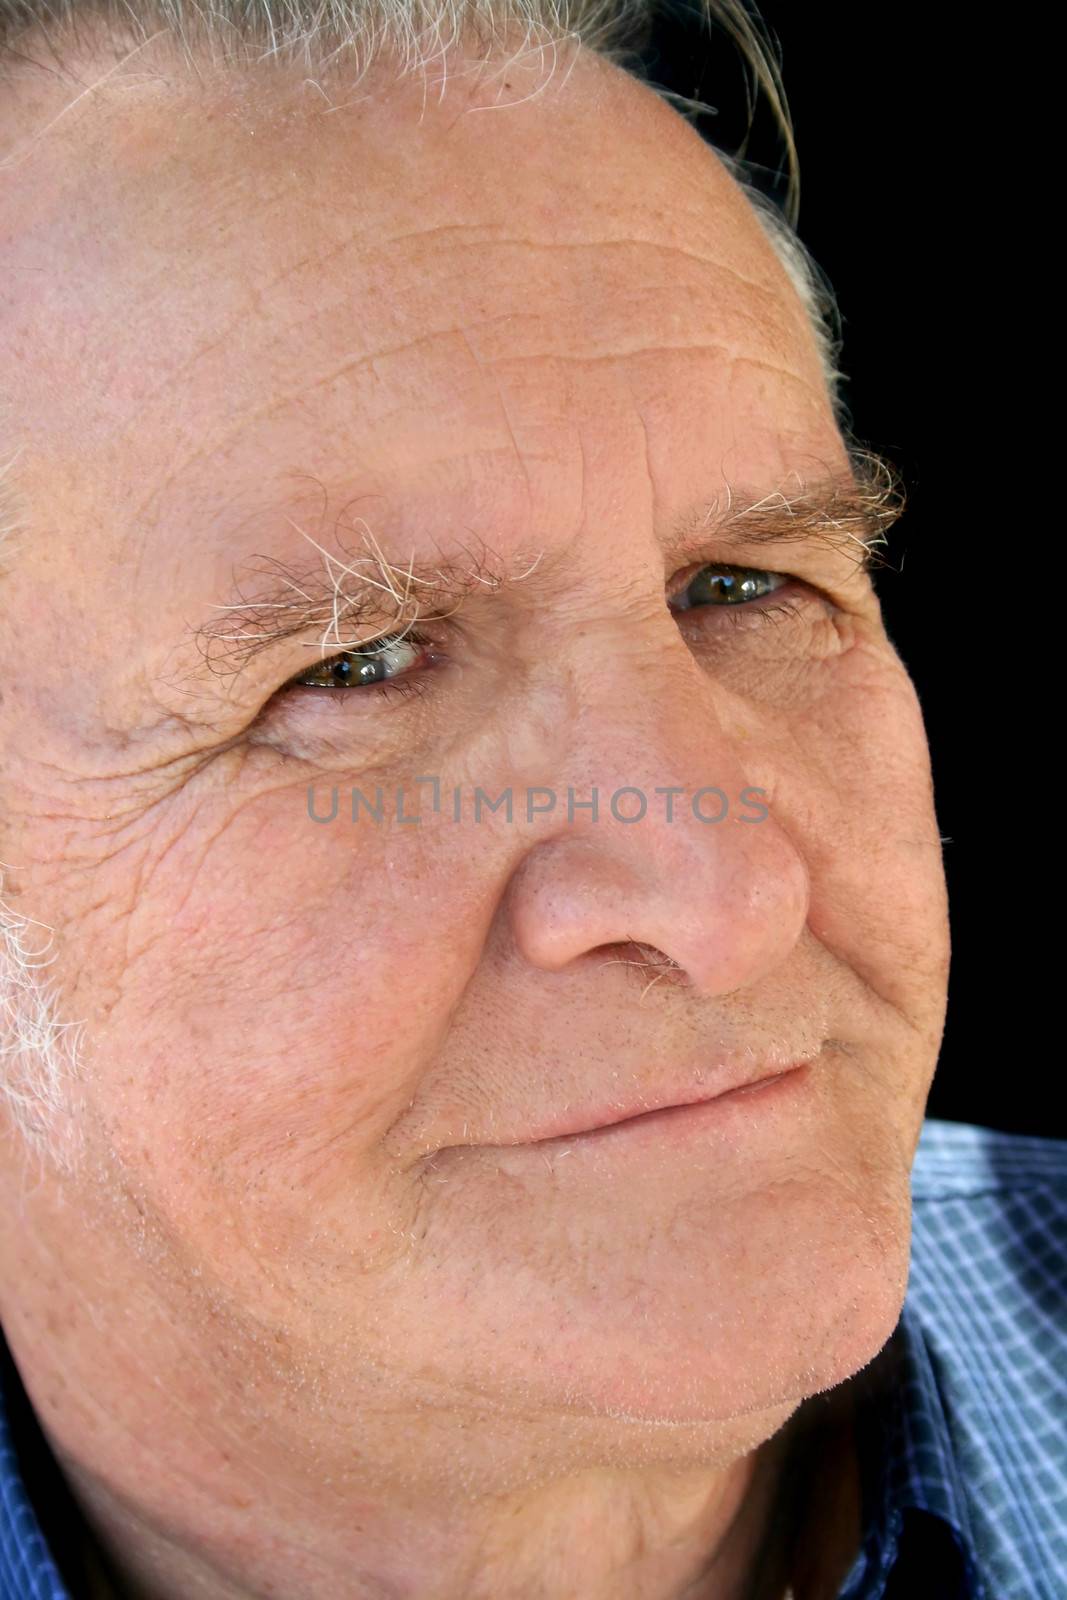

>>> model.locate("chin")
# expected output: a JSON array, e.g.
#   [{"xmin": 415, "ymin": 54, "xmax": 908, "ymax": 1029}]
[
  {"xmin": 393, "ymin": 1141, "xmax": 914, "ymax": 1445},
  {"xmin": 554, "ymin": 1189, "xmax": 911, "ymax": 1427}
]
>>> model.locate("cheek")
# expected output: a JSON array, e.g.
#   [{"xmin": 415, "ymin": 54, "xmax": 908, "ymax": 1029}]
[
  {"xmin": 73, "ymin": 786, "xmax": 486, "ymax": 1237},
  {"xmin": 774, "ymin": 639, "xmax": 950, "ymax": 1035}
]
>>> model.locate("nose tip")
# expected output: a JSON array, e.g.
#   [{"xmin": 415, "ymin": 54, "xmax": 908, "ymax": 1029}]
[{"xmin": 505, "ymin": 816, "xmax": 809, "ymax": 998}]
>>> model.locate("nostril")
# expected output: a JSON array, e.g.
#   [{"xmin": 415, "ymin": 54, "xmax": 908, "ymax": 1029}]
[{"xmin": 594, "ymin": 939, "xmax": 686, "ymax": 990}]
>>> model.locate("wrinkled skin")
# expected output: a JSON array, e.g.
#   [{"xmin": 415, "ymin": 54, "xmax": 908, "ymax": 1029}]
[{"xmin": 0, "ymin": 31, "xmax": 949, "ymax": 1600}]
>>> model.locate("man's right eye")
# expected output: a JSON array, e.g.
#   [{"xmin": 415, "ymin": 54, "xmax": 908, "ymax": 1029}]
[{"xmin": 283, "ymin": 629, "xmax": 435, "ymax": 699}]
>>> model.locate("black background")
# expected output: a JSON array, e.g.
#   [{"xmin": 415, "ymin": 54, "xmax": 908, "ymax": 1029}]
[{"xmin": 632, "ymin": 6, "xmax": 1041, "ymax": 1136}]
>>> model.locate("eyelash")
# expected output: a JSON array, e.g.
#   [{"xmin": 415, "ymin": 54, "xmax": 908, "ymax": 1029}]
[
  {"xmin": 281, "ymin": 631, "xmax": 439, "ymax": 703},
  {"xmin": 281, "ymin": 567, "xmax": 810, "ymax": 705},
  {"xmin": 362, "ymin": 664, "xmax": 433, "ymax": 704}
]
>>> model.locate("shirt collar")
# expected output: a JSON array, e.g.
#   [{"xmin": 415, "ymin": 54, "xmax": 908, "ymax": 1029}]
[
  {"xmin": 0, "ymin": 1319, "xmax": 74, "ymax": 1599},
  {"xmin": 837, "ymin": 1300, "xmax": 984, "ymax": 1598}
]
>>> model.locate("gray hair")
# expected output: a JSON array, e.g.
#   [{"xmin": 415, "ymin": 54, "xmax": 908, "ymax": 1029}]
[{"xmin": 0, "ymin": 0, "xmax": 849, "ymax": 1174}]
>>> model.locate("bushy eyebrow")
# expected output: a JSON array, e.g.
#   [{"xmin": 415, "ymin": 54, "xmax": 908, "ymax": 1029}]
[
  {"xmin": 673, "ymin": 446, "xmax": 904, "ymax": 568},
  {"xmin": 189, "ymin": 526, "xmax": 550, "ymax": 686},
  {"xmin": 188, "ymin": 446, "xmax": 904, "ymax": 686}
]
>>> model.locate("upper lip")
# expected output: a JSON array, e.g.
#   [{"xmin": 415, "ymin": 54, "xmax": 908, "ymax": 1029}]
[{"xmin": 492, "ymin": 1058, "xmax": 813, "ymax": 1147}]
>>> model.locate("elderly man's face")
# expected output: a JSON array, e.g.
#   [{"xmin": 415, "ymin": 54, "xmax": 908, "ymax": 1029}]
[{"xmin": 0, "ymin": 38, "xmax": 948, "ymax": 1597}]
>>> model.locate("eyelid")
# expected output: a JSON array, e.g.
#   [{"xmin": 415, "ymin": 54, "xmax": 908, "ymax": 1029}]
[
  {"xmin": 674, "ymin": 552, "xmax": 878, "ymax": 620},
  {"xmin": 670, "ymin": 540, "xmax": 879, "ymax": 589}
]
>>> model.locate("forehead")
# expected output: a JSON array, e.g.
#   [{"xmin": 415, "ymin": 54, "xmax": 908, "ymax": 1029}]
[{"xmin": 0, "ymin": 45, "xmax": 844, "ymax": 600}]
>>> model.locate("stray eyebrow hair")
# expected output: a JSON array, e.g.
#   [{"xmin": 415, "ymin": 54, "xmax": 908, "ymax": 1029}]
[
  {"xmin": 190, "ymin": 446, "xmax": 904, "ymax": 685},
  {"xmin": 191, "ymin": 528, "xmax": 549, "ymax": 685}
]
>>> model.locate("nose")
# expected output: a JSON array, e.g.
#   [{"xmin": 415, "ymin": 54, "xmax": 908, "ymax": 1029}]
[{"xmin": 503, "ymin": 679, "xmax": 810, "ymax": 999}]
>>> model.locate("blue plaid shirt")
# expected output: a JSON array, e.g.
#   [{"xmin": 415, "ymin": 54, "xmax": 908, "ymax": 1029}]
[{"xmin": 2, "ymin": 1118, "xmax": 1065, "ymax": 1600}]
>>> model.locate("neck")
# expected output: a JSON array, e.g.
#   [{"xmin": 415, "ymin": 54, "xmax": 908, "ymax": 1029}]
[
  {"xmin": 51, "ymin": 1435, "xmax": 805, "ymax": 1600},
  {"xmin": 4, "ymin": 1310, "xmax": 863, "ymax": 1600},
  {"xmin": 60, "ymin": 1403, "xmax": 864, "ymax": 1600}
]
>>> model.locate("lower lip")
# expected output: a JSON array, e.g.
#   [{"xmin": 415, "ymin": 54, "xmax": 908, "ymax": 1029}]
[{"xmin": 534, "ymin": 1063, "xmax": 814, "ymax": 1151}]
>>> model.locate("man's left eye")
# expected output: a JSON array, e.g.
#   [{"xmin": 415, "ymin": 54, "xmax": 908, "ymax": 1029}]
[{"xmin": 668, "ymin": 564, "xmax": 790, "ymax": 611}]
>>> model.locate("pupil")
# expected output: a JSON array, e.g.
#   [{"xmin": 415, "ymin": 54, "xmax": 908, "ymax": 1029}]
[
  {"xmin": 694, "ymin": 568, "xmax": 762, "ymax": 604},
  {"xmin": 667, "ymin": 565, "xmax": 769, "ymax": 613},
  {"xmin": 331, "ymin": 654, "xmax": 384, "ymax": 685}
]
